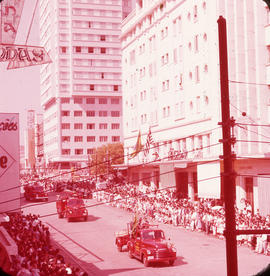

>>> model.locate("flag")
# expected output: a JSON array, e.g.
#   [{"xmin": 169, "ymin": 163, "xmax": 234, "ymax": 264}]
[
  {"xmin": 144, "ymin": 127, "xmax": 154, "ymax": 156},
  {"xmin": 129, "ymin": 130, "xmax": 143, "ymax": 159}
]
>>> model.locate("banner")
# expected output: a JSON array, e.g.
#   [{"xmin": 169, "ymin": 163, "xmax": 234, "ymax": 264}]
[
  {"xmin": 129, "ymin": 131, "xmax": 143, "ymax": 159},
  {"xmin": 0, "ymin": 1, "xmax": 52, "ymax": 69},
  {"xmin": 0, "ymin": 44, "xmax": 52, "ymax": 69},
  {"xmin": 0, "ymin": 0, "xmax": 25, "ymax": 44}
]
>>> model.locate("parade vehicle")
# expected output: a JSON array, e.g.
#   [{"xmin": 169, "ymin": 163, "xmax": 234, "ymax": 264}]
[
  {"xmin": 115, "ymin": 222, "xmax": 177, "ymax": 267},
  {"xmin": 24, "ymin": 184, "xmax": 48, "ymax": 201},
  {"xmin": 115, "ymin": 223, "xmax": 132, "ymax": 252},
  {"xmin": 56, "ymin": 190, "xmax": 88, "ymax": 222}
]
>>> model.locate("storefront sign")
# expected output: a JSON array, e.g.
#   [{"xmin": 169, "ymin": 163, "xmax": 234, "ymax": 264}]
[
  {"xmin": 0, "ymin": 0, "xmax": 25, "ymax": 44},
  {"xmin": 0, "ymin": 44, "xmax": 51, "ymax": 69},
  {"xmin": 0, "ymin": 113, "xmax": 20, "ymax": 213},
  {"xmin": 167, "ymin": 148, "xmax": 188, "ymax": 161}
]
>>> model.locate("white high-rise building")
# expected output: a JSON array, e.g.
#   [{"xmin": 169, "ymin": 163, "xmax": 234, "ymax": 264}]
[
  {"xmin": 121, "ymin": 0, "xmax": 270, "ymax": 214},
  {"xmin": 39, "ymin": 0, "xmax": 134, "ymax": 169}
]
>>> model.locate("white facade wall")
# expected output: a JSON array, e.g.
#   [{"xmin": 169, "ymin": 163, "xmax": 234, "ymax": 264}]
[
  {"xmin": 121, "ymin": 0, "xmax": 270, "ymax": 206},
  {"xmin": 122, "ymin": 0, "xmax": 269, "ymax": 163}
]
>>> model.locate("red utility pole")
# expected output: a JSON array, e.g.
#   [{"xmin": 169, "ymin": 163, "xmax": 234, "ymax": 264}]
[{"xmin": 217, "ymin": 16, "xmax": 238, "ymax": 276}]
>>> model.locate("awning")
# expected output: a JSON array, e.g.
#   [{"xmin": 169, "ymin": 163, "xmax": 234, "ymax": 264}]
[{"xmin": 174, "ymin": 163, "xmax": 188, "ymax": 169}]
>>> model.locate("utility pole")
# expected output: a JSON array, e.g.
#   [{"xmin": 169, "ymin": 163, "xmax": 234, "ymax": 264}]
[
  {"xmin": 218, "ymin": 16, "xmax": 238, "ymax": 276},
  {"xmin": 95, "ymin": 151, "xmax": 98, "ymax": 182}
]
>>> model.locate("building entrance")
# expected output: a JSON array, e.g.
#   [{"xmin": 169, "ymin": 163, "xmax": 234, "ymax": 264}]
[
  {"xmin": 245, "ymin": 177, "xmax": 254, "ymax": 213},
  {"xmin": 175, "ymin": 172, "xmax": 188, "ymax": 198}
]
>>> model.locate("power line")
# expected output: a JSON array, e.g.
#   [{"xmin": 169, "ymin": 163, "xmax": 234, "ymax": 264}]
[
  {"xmin": 2, "ymin": 127, "xmax": 222, "ymax": 193},
  {"xmin": 236, "ymin": 140, "xmax": 270, "ymax": 144},
  {"xmin": 229, "ymin": 102, "xmax": 270, "ymax": 140},
  {"xmin": 0, "ymin": 140, "xmax": 220, "ymax": 198},
  {"xmin": 236, "ymin": 123, "xmax": 270, "ymax": 127},
  {"xmin": 229, "ymin": 80, "xmax": 268, "ymax": 86},
  {"xmin": 25, "ymin": 0, "xmax": 39, "ymax": 44},
  {"xmin": 236, "ymin": 125, "xmax": 270, "ymax": 141},
  {"xmin": 0, "ymin": 162, "xmax": 222, "ymax": 215}
]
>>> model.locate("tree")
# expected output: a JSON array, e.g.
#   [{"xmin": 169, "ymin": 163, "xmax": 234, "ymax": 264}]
[{"xmin": 90, "ymin": 143, "xmax": 124, "ymax": 176}]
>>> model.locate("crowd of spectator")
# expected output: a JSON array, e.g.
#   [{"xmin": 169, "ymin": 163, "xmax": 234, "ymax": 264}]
[
  {"xmin": 93, "ymin": 183, "xmax": 270, "ymax": 256},
  {"xmin": 2, "ymin": 212, "xmax": 88, "ymax": 276},
  {"xmin": 14, "ymin": 172, "xmax": 269, "ymax": 276}
]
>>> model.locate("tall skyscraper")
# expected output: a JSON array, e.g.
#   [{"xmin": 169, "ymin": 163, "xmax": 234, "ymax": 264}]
[{"xmin": 39, "ymin": 0, "xmax": 134, "ymax": 169}]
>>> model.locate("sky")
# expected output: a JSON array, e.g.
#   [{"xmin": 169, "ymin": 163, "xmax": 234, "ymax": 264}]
[{"xmin": 0, "ymin": 0, "xmax": 42, "ymax": 144}]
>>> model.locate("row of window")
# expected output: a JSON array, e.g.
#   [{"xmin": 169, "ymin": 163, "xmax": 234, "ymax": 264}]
[
  {"xmin": 61, "ymin": 97, "xmax": 120, "ymax": 104},
  {"xmin": 73, "ymin": 71, "xmax": 120, "ymax": 80},
  {"xmin": 63, "ymin": 133, "xmax": 120, "ymax": 143},
  {"xmin": 61, "ymin": 46, "xmax": 119, "ymax": 55},
  {"xmin": 62, "ymin": 122, "xmax": 120, "ymax": 129},
  {"xmin": 71, "ymin": 8, "xmax": 121, "ymax": 18},
  {"xmin": 126, "ymin": 1, "xmax": 206, "ymax": 43},
  {"xmin": 62, "ymin": 110, "xmax": 120, "ymax": 117},
  {"xmin": 127, "ymin": 63, "xmax": 206, "ymax": 91},
  {"xmin": 130, "ymin": 32, "xmax": 206, "ymax": 67},
  {"xmin": 72, "ymin": 58, "xmax": 120, "ymax": 67},
  {"xmin": 70, "ymin": 20, "xmax": 120, "ymax": 30},
  {"xmin": 72, "ymin": 0, "xmax": 120, "ymax": 5},
  {"xmin": 129, "ymin": 96, "xmax": 209, "ymax": 128},
  {"xmin": 59, "ymin": 80, "xmax": 120, "ymax": 92}
]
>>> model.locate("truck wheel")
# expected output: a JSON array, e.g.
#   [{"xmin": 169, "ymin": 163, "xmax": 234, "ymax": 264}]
[
  {"xmin": 143, "ymin": 254, "xmax": 149, "ymax": 267},
  {"xmin": 128, "ymin": 247, "xmax": 133, "ymax": 259},
  {"xmin": 169, "ymin": 260, "xmax": 175, "ymax": 266}
]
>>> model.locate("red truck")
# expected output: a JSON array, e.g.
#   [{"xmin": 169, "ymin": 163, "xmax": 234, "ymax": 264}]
[
  {"xmin": 56, "ymin": 191, "xmax": 88, "ymax": 222},
  {"xmin": 115, "ymin": 223, "xmax": 177, "ymax": 267},
  {"xmin": 24, "ymin": 184, "xmax": 48, "ymax": 202}
]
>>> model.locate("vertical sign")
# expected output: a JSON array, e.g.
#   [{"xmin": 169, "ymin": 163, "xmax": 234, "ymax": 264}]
[
  {"xmin": 0, "ymin": 113, "xmax": 20, "ymax": 213},
  {"xmin": 27, "ymin": 110, "xmax": 35, "ymax": 169},
  {"xmin": 0, "ymin": 0, "xmax": 25, "ymax": 44}
]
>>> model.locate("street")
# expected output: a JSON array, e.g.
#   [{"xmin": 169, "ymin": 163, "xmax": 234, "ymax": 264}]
[{"xmin": 22, "ymin": 194, "xmax": 269, "ymax": 276}]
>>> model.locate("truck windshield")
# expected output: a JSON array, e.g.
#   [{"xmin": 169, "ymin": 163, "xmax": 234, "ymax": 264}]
[
  {"xmin": 142, "ymin": 230, "xmax": 165, "ymax": 240},
  {"xmin": 31, "ymin": 186, "xmax": 44, "ymax": 192},
  {"xmin": 67, "ymin": 199, "xmax": 84, "ymax": 207}
]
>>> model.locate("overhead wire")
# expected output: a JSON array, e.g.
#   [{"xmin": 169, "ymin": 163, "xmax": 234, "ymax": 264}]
[
  {"xmin": 1, "ymin": 126, "xmax": 222, "ymax": 193},
  {"xmin": 0, "ymin": 141, "xmax": 222, "ymax": 206},
  {"xmin": 229, "ymin": 80, "xmax": 269, "ymax": 86},
  {"xmin": 0, "ymin": 157, "xmax": 222, "ymax": 215}
]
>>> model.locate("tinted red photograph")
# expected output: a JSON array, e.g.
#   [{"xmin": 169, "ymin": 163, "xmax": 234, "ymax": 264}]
[{"xmin": 0, "ymin": 0, "xmax": 269, "ymax": 275}]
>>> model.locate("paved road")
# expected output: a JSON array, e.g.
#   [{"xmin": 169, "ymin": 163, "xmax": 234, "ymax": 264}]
[{"xmin": 22, "ymin": 194, "xmax": 269, "ymax": 276}]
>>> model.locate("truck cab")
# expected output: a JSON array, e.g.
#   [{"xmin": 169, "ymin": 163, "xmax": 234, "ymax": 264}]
[
  {"xmin": 56, "ymin": 191, "xmax": 88, "ymax": 222},
  {"xmin": 24, "ymin": 184, "xmax": 48, "ymax": 202},
  {"xmin": 127, "ymin": 225, "xmax": 177, "ymax": 267}
]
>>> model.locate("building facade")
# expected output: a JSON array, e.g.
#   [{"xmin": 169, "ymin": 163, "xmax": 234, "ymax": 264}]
[
  {"xmin": 39, "ymin": 0, "xmax": 134, "ymax": 169},
  {"xmin": 121, "ymin": 0, "xmax": 270, "ymax": 214}
]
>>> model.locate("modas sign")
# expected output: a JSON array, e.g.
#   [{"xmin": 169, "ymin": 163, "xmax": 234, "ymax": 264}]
[{"xmin": 0, "ymin": 44, "xmax": 51, "ymax": 69}]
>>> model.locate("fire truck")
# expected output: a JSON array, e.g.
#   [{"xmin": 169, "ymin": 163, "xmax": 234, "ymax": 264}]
[
  {"xmin": 115, "ymin": 220, "xmax": 177, "ymax": 267},
  {"xmin": 24, "ymin": 184, "xmax": 48, "ymax": 201},
  {"xmin": 56, "ymin": 190, "xmax": 88, "ymax": 222}
]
